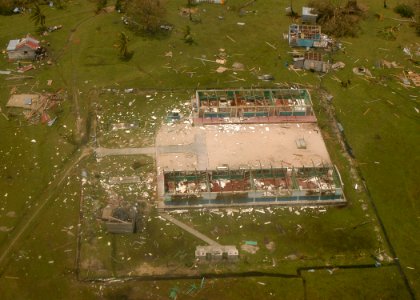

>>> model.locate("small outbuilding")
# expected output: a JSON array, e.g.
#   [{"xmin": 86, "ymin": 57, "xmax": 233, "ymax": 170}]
[
  {"xmin": 302, "ymin": 7, "xmax": 318, "ymax": 24},
  {"xmin": 7, "ymin": 35, "xmax": 41, "ymax": 61},
  {"xmin": 293, "ymin": 52, "xmax": 329, "ymax": 73},
  {"xmin": 303, "ymin": 52, "xmax": 329, "ymax": 73},
  {"xmin": 102, "ymin": 205, "xmax": 137, "ymax": 234},
  {"xmin": 195, "ymin": 245, "xmax": 239, "ymax": 262}
]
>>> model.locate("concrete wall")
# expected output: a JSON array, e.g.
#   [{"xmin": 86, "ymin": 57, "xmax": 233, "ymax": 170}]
[
  {"xmin": 105, "ymin": 221, "xmax": 135, "ymax": 233},
  {"xmin": 8, "ymin": 47, "xmax": 36, "ymax": 61}
]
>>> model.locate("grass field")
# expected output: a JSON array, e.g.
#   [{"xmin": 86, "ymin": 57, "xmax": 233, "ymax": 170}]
[{"xmin": 0, "ymin": 0, "xmax": 418, "ymax": 299}]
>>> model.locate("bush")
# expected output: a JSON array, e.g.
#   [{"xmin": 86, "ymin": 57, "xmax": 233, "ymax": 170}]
[
  {"xmin": 394, "ymin": 4, "xmax": 414, "ymax": 18},
  {"xmin": 0, "ymin": 0, "xmax": 15, "ymax": 15},
  {"xmin": 307, "ymin": 0, "xmax": 366, "ymax": 37},
  {"xmin": 124, "ymin": 0, "xmax": 166, "ymax": 34},
  {"xmin": 96, "ymin": 0, "xmax": 107, "ymax": 13}
]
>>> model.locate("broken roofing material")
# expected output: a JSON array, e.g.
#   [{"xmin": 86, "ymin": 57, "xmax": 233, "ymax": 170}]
[
  {"xmin": 102, "ymin": 205, "xmax": 137, "ymax": 234},
  {"xmin": 289, "ymin": 24, "xmax": 324, "ymax": 48},
  {"xmin": 193, "ymin": 88, "xmax": 316, "ymax": 125},
  {"xmin": 293, "ymin": 52, "xmax": 330, "ymax": 73},
  {"xmin": 162, "ymin": 165, "xmax": 345, "ymax": 206}
]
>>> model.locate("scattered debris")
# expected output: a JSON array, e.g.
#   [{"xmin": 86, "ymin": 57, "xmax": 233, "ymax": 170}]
[
  {"xmin": 216, "ymin": 66, "xmax": 228, "ymax": 73},
  {"xmin": 407, "ymin": 71, "xmax": 420, "ymax": 86},
  {"xmin": 17, "ymin": 64, "xmax": 35, "ymax": 73},
  {"xmin": 258, "ymin": 74, "xmax": 274, "ymax": 81},
  {"xmin": 353, "ymin": 66, "xmax": 373, "ymax": 77},
  {"xmin": 47, "ymin": 25, "xmax": 63, "ymax": 33},
  {"xmin": 226, "ymin": 35, "xmax": 236, "ymax": 43},
  {"xmin": 265, "ymin": 41, "xmax": 277, "ymax": 49},
  {"xmin": 331, "ymin": 61, "xmax": 345, "ymax": 70},
  {"xmin": 241, "ymin": 243, "xmax": 259, "ymax": 254},
  {"xmin": 232, "ymin": 62, "xmax": 245, "ymax": 71}
]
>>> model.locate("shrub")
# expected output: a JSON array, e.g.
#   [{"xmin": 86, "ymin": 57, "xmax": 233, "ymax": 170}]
[
  {"xmin": 394, "ymin": 4, "xmax": 414, "ymax": 18},
  {"xmin": 307, "ymin": 0, "xmax": 366, "ymax": 37}
]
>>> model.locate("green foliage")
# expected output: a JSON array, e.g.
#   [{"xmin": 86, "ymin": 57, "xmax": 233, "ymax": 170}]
[
  {"xmin": 417, "ymin": 15, "xmax": 420, "ymax": 36},
  {"xmin": 96, "ymin": 0, "xmax": 107, "ymax": 13},
  {"xmin": 115, "ymin": 0, "xmax": 124, "ymax": 12},
  {"xmin": 124, "ymin": 0, "xmax": 166, "ymax": 34},
  {"xmin": 186, "ymin": 0, "xmax": 196, "ymax": 8},
  {"xmin": 183, "ymin": 25, "xmax": 194, "ymax": 44},
  {"xmin": 377, "ymin": 25, "xmax": 400, "ymax": 41},
  {"xmin": 0, "ymin": 0, "xmax": 14, "ymax": 15},
  {"xmin": 30, "ymin": 3, "xmax": 46, "ymax": 28},
  {"xmin": 393, "ymin": 4, "xmax": 414, "ymax": 18},
  {"xmin": 116, "ymin": 31, "xmax": 133, "ymax": 60},
  {"xmin": 307, "ymin": 0, "xmax": 366, "ymax": 37},
  {"xmin": 55, "ymin": 0, "xmax": 65, "ymax": 9}
]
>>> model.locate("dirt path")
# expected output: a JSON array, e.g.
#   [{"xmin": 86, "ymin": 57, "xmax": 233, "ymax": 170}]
[{"xmin": 0, "ymin": 147, "xmax": 92, "ymax": 273}]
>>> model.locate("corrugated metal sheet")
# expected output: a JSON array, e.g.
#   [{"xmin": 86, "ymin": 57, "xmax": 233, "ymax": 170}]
[{"xmin": 7, "ymin": 39, "xmax": 19, "ymax": 51}]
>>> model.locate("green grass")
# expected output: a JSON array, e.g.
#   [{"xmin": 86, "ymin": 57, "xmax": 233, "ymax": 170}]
[
  {"xmin": 0, "ymin": 0, "xmax": 418, "ymax": 298},
  {"xmin": 304, "ymin": 267, "xmax": 412, "ymax": 299}
]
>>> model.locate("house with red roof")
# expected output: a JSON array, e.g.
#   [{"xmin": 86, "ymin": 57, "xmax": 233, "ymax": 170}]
[{"xmin": 7, "ymin": 35, "xmax": 41, "ymax": 61}]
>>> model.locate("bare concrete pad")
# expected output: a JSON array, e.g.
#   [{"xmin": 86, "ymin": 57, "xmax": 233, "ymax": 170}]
[
  {"xmin": 205, "ymin": 123, "xmax": 330, "ymax": 169},
  {"xmin": 157, "ymin": 152, "xmax": 198, "ymax": 171},
  {"xmin": 155, "ymin": 122, "xmax": 331, "ymax": 172},
  {"xmin": 156, "ymin": 122, "xmax": 195, "ymax": 146},
  {"xmin": 6, "ymin": 94, "xmax": 41, "ymax": 109}
]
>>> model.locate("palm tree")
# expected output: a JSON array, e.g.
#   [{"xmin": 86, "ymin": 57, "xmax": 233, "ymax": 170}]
[
  {"xmin": 30, "ymin": 4, "xmax": 46, "ymax": 28},
  {"xmin": 116, "ymin": 32, "xmax": 129, "ymax": 58}
]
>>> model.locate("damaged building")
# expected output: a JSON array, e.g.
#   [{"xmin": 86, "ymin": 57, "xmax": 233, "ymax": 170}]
[
  {"xmin": 101, "ymin": 206, "xmax": 137, "ymax": 233},
  {"xmin": 302, "ymin": 7, "xmax": 318, "ymax": 24},
  {"xmin": 6, "ymin": 35, "xmax": 44, "ymax": 61},
  {"xmin": 293, "ymin": 52, "xmax": 330, "ymax": 73},
  {"xmin": 162, "ymin": 165, "xmax": 344, "ymax": 206},
  {"xmin": 193, "ymin": 88, "xmax": 316, "ymax": 125},
  {"xmin": 156, "ymin": 88, "xmax": 346, "ymax": 209},
  {"xmin": 289, "ymin": 24, "xmax": 327, "ymax": 48}
]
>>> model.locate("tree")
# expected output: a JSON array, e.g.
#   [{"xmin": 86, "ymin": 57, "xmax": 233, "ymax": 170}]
[
  {"xmin": 30, "ymin": 3, "xmax": 46, "ymax": 29},
  {"xmin": 96, "ymin": 0, "xmax": 107, "ymax": 13},
  {"xmin": 183, "ymin": 25, "xmax": 194, "ymax": 45},
  {"xmin": 125, "ymin": 0, "xmax": 166, "ymax": 34},
  {"xmin": 115, "ymin": 0, "xmax": 125, "ymax": 12},
  {"xmin": 115, "ymin": 32, "xmax": 131, "ymax": 60}
]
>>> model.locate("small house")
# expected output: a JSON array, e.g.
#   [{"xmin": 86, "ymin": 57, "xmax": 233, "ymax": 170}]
[
  {"xmin": 302, "ymin": 7, "xmax": 318, "ymax": 24},
  {"xmin": 7, "ymin": 35, "xmax": 41, "ymax": 61}
]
